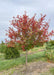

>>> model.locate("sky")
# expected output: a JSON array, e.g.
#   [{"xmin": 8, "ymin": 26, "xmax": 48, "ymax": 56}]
[{"xmin": 0, "ymin": 0, "xmax": 54, "ymax": 43}]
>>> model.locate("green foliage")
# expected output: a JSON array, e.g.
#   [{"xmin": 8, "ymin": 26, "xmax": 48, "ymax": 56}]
[
  {"xmin": 45, "ymin": 49, "xmax": 54, "ymax": 61},
  {"xmin": 45, "ymin": 40, "xmax": 54, "ymax": 61},
  {"xmin": 35, "ymin": 43, "xmax": 43, "ymax": 47},
  {"xmin": 0, "ymin": 42, "xmax": 6, "ymax": 53},
  {"xmin": 15, "ymin": 43, "xmax": 22, "ymax": 50},
  {"xmin": 25, "ymin": 43, "xmax": 34, "ymax": 50},
  {"xmin": 46, "ymin": 40, "xmax": 54, "ymax": 50},
  {"xmin": 5, "ymin": 47, "xmax": 20, "ymax": 59},
  {"xmin": 49, "ymin": 40, "xmax": 54, "ymax": 45}
]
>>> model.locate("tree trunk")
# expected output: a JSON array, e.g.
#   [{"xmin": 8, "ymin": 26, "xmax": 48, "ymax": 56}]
[{"xmin": 25, "ymin": 50, "xmax": 28, "ymax": 72}]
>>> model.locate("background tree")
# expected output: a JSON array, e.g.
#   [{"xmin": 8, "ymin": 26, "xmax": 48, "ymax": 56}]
[
  {"xmin": 6, "ymin": 12, "xmax": 54, "ymax": 70},
  {"xmin": 0, "ymin": 41, "xmax": 6, "ymax": 53}
]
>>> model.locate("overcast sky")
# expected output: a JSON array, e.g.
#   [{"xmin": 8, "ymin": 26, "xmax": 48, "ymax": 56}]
[{"xmin": 0, "ymin": 0, "xmax": 54, "ymax": 43}]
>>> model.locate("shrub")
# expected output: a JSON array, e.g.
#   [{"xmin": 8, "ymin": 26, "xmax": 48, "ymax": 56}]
[
  {"xmin": 0, "ymin": 43, "xmax": 6, "ymax": 53},
  {"xmin": 45, "ymin": 41, "xmax": 54, "ymax": 61},
  {"xmin": 46, "ymin": 40, "xmax": 54, "ymax": 50},
  {"xmin": 45, "ymin": 49, "xmax": 54, "ymax": 61},
  {"xmin": 49, "ymin": 40, "xmax": 54, "ymax": 45},
  {"xmin": 5, "ymin": 47, "xmax": 20, "ymax": 59}
]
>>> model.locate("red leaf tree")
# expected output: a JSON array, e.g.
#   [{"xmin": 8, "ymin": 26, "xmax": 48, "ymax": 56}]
[{"xmin": 6, "ymin": 12, "xmax": 54, "ymax": 70}]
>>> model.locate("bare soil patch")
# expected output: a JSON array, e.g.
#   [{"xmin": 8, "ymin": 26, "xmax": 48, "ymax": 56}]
[{"xmin": 12, "ymin": 61, "xmax": 54, "ymax": 75}]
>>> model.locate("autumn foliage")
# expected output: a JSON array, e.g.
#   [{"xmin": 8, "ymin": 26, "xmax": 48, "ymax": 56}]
[{"xmin": 6, "ymin": 12, "xmax": 54, "ymax": 51}]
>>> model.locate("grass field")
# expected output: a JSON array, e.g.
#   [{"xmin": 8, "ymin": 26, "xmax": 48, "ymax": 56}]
[
  {"xmin": 0, "ymin": 46, "xmax": 46, "ymax": 71},
  {"xmin": 0, "ymin": 46, "xmax": 54, "ymax": 75}
]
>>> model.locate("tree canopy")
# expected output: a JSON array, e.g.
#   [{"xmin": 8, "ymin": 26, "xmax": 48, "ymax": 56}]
[{"xmin": 6, "ymin": 12, "xmax": 54, "ymax": 51}]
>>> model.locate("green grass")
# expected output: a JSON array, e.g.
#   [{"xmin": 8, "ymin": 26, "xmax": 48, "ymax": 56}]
[
  {"xmin": 50, "ymin": 67, "xmax": 54, "ymax": 75},
  {"xmin": 0, "ymin": 51, "xmax": 46, "ymax": 71},
  {"xmin": 30, "ymin": 46, "xmax": 44, "ymax": 51},
  {"xmin": 0, "ymin": 53, "xmax": 4, "ymax": 60}
]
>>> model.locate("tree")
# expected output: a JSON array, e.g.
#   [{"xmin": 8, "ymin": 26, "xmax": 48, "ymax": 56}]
[{"xmin": 6, "ymin": 12, "xmax": 54, "ymax": 71}]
